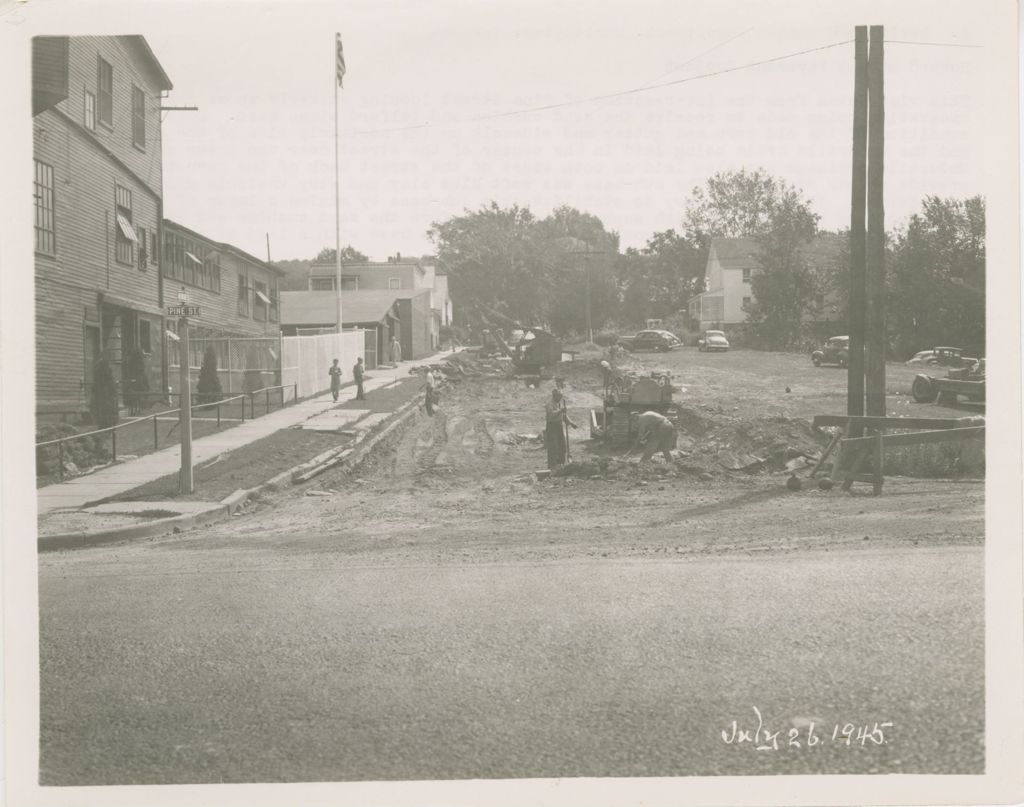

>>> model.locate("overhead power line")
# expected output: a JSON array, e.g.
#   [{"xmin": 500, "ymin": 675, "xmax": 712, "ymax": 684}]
[
  {"xmin": 349, "ymin": 39, "xmax": 854, "ymax": 136},
  {"xmin": 885, "ymin": 39, "xmax": 982, "ymax": 48}
]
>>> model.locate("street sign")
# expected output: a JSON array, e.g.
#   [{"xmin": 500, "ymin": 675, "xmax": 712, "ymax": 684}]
[{"xmin": 167, "ymin": 305, "xmax": 200, "ymax": 317}]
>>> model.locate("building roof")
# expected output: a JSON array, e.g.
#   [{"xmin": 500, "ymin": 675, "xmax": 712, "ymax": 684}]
[
  {"xmin": 709, "ymin": 234, "xmax": 846, "ymax": 273},
  {"xmin": 123, "ymin": 36, "xmax": 173, "ymax": 91},
  {"xmin": 280, "ymin": 289, "xmax": 428, "ymax": 326},
  {"xmin": 163, "ymin": 218, "xmax": 285, "ymax": 276},
  {"xmin": 310, "ymin": 259, "xmax": 426, "ymax": 276},
  {"xmin": 708, "ymin": 237, "xmax": 762, "ymax": 270}
]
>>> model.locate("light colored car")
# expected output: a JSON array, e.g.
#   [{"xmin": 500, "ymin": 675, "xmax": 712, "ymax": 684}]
[
  {"xmin": 905, "ymin": 350, "xmax": 937, "ymax": 366},
  {"xmin": 698, "ymin": 330, "xmax": 730, "ymax": 352}
]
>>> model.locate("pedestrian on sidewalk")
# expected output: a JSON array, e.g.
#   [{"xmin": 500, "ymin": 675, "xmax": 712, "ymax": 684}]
[
  {"xmin": 353, "ymin": 357, "xmax": 366, "ymax": 400},
  {"xmin": 389, "ymin": 335, "xmax": 403, "ymax": 365},
  {"xmin": 328, "ymin": 358, "xmax": 343, "ymax": 402}
]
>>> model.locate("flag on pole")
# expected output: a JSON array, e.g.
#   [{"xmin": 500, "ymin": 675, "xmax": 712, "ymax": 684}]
[{"xmin": 336, "ymin": 33, "xmax": 346, "ymax": 87}]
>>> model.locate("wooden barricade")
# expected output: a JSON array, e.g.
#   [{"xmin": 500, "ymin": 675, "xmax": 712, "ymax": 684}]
[{"xmin": 811, "ymin": 415, "xmax": 985, "ymax": 495}]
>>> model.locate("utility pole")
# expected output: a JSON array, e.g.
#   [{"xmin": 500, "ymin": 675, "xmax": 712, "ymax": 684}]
[
  {"xmin": 178, "ymin": 310, "xmax": 193, "ymax": 494},
  {"xmin": 847, "ymin": 26, "xmax": 868, "ymax": 435},
  {"xmin": 865, "ymin": 25, "xmax": 886, "ymax": 417}
]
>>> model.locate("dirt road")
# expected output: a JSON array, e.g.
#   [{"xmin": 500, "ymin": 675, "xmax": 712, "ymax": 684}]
[{"xmin": 197, "ymin": 347, "xmax": 983, "ymax": 564}]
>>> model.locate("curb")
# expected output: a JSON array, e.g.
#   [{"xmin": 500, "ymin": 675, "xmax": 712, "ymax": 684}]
[
  {"xmin": 39, "ymin": 393, "xmax": 426, "ymax": 552},
  {"xmin": 38, "ymin": 503, "xmax": 229, "ymax": 552}
]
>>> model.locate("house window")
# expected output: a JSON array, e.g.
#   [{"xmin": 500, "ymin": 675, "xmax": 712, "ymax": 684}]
[
  {"xmin": 742, "ymin": 268, "xmax": 751, "ymax": 283},
  {"xmin": 139, "ymin": 319, "xmax": 151, "ymax": 353},
  {"xmin": 97, "ymin": 56, "xmax": 113, "ymax": 127},
  {"xmin": 33, "ymin": 159, "xmax": 56, "ymax": 255},
  {"xmin": 253, "ymin": 281, "xmax": 268, "ymax": 321},
  {"xmin": 742, "ymin": 296, "xmax": 752, "ymax": 308},
  {"xmin": 388, "ymin": 277, "xmax": 401, "ymax": 290},
  {"xmin": 150, "ymin": 231, "xmax": 158, "ymax": 264},
  {"xmin": 114, "ymin": 184, "xmax": 135, "ymax": 264},
  {"xmin": 84, "ymin": 91, "xmax": 96, "ymax": 131},
  {"xmin": 237, "ymin": 274, "xmax": 250, "ymax": 316},
  {"xmin": 131, "ymin": 85, "xmax": 146, "ymax": 149},
  {"xmin": 137, "ymin": 226, "xmax": 148, "ymax": 269},
  {"xmin": 161, "ymin": 232, "xmax": 221, "ymax": 292},
  {"xmin": 311, "ymin": 277, "xmax": 333, "ymax": 291}
]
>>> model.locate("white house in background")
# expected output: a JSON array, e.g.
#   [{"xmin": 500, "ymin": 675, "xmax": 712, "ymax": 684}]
[{"xmin": 688, "ymin": 235, "xmax": 846, "ymax": 331}]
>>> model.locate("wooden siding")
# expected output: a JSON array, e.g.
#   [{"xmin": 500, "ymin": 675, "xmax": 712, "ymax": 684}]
[
  {"xmin": 162, "ymin": 222, "xmax": 282, "ymax": 338},
  {"xmin": 34, "ymin": 107, "xmax": 163, "ymax": 413},
  {"xmin": 53, "ymin": 36, "xmax": 165, "ymax": 199}
]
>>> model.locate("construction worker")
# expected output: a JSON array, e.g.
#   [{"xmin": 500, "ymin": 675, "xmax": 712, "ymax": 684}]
[
  {"xmin": 544, "ymin": 388, "xmax": 577, "ymax": 469},
  {"xmin": 631, "ymin": 410, "xmax": 675, "ymax": 462},
  {"xmin": 599, "ymin": 359, "xmax": 612, "ymax": 393}
]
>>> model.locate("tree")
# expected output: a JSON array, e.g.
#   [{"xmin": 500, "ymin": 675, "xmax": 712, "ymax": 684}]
[
  {"xmin": 536, "ymin": 206, "xmax": 620, "ymax": 336},
  {"xmin": 90, "ymin": 356, "xmax": 119, "ymax": 428},
  {"xmin": 616, "ymin": 229, "xmax": 704, "ymax": 326},
  {"xmin": 196, "ymin": 346, "xmax": 223, "ymax": 403},
  {"xmin": 680, "ymin": 168, "xmax": 820, "ymax": 347},
  {"xmin": 428, "ymin": 202, "xmax": 555, "ymax": 328},
  {"xmin": 682, "ymin": 168, "xmax": 815, "ymax": 249},
  {"xmin": 314, "ymin": 245, "xmax": 368, "ymax": 263},
  {"xmin": 888, "ymin": 196, "xmax": 985, "ymax": 356}
]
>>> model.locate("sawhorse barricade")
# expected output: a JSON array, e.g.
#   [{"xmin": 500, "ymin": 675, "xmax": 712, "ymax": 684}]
[{"xmin": 810, "ymin": 415, "xmax": 985, "ymax": 495}]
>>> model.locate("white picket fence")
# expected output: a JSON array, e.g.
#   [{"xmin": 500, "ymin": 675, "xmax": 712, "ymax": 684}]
[{"xmin": 281, "ymin": 330, "xmax": 365, "ymax": 400}]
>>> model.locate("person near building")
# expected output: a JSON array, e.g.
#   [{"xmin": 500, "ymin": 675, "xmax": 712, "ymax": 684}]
[
  {"xmin": 328, "ymin": 358, "xmax": 343, "ymax": 402},
  {"xmin": 544, "ymin": 388, "xmax": 577, "ymax": 469},
  {"xmin": 631, "ymin": 410, "xmax": 676, "ymax": 462},
  {"xmin": 352, "ymin": 357, "xmax": 365, "ymax": 400},
  {"xmin": 389, "ymin": 335, "xmax": 403, "ymax": 364}
]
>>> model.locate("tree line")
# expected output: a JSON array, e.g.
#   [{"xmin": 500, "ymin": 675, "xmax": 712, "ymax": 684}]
[{"xmin": 278, "ymin": 169, "xmax": 985, "ymax": 357}]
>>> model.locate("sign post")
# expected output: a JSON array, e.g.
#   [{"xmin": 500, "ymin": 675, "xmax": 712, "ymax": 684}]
[{"xmin": 171, "ymin": 289, "xmax": 196, "ymax": 494}]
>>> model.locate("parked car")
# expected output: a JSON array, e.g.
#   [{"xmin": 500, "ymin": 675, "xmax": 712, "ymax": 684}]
[
  {"xmin": 621, "ymin": 330, "xmax": 682, "ymax": 352},
  {"xmin": 905, "ymin": 346, "xmax": 977, "ymax": 368},
  {"xmin": 811, "ymin": 335, "xmax": 849, "ymax": 367},
  {"xmin": 697, "ymin": 330, "xmax": 730, "ymax": 352}
]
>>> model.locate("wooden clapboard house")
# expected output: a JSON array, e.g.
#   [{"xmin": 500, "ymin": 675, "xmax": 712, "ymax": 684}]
[{"xmin": 33, "ymin": 36, "xmax": 172, "ymax": 416}]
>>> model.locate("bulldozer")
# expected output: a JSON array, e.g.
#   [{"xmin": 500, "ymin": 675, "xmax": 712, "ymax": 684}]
[{"xmin": 590, "ymin": 369, "xmax": 678, "ymax": 449}]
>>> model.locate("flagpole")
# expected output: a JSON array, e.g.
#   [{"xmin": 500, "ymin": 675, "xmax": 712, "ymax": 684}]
[{"xmin": 334, "ymin": 38, "xmax": 342, "ymax": 335}]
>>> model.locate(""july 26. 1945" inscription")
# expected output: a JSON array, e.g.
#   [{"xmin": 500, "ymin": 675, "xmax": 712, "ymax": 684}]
[{"xmin": 721, "ymin": 707, "xmax": 893, "ymax": 751}]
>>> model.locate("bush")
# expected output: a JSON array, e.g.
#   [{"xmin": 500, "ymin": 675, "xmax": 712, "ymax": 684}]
[
  {"xmin": 91, "ymin": 357, "xmax": 119, "ymax": 429},
  {"xmin": 124, "ymin": 347, "xmax": 150, "ymax": 413},
  {"xmin": 36, "ymin": 423, "xmax": 112, "ymax": 481},
  {"xmin": 197, "ymin": 346, "xmax": 223, "ymax": 403},
  {"xmin": 593, "ymin": 330, "xmax": 620, "ymax": 347}
]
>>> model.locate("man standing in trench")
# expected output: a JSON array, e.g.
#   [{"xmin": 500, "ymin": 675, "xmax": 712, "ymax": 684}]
[
  {"xmin": 544, "ymin": 388, "xmax": 577, "ymax": 469},
  {"xmin": 631, "ymin": 410, "xmax": 675, "ymax": 462}
]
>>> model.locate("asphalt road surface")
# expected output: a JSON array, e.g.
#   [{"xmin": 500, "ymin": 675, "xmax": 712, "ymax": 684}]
[{"xmin": 39, "ymin": 544, "xmax": 983, "ymax": 784}]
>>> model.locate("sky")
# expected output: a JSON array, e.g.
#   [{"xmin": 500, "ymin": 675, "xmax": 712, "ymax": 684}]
[
  {"xmin": 136, "ymin": 0, "xmax": 989, "ymax": 263},
  {"xmin": 21, "ymin": 0, "xmax": 993, "ymax": 262}
]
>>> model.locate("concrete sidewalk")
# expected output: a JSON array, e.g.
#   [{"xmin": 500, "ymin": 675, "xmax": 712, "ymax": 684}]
[{"xmin": 37, "ymin": 352, "xmax": 453, "ymax": 515}]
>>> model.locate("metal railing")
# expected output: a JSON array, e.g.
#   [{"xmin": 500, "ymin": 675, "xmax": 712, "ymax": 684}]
[
  {"xmin": 36, "ymin": 384, "xmax": 298, "ymax": 483},
  {"xmin": 247, "ymin": 384, "xmax": 298, "ymax": 419}
]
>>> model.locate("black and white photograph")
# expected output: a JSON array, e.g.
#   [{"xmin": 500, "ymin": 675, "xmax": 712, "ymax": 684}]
[{"xmin": 1, "ymin": 0, "xmax": 1022, "ymax": 805}]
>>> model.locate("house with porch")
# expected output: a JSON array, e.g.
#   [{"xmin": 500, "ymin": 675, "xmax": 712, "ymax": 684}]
[
  {"xmin": 687, "ymin": 235, "xmax": 846, "ymax": 334},
  {"xmin": 33, "ymin": 35, "xmax": 173, "ymax": 416}
]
